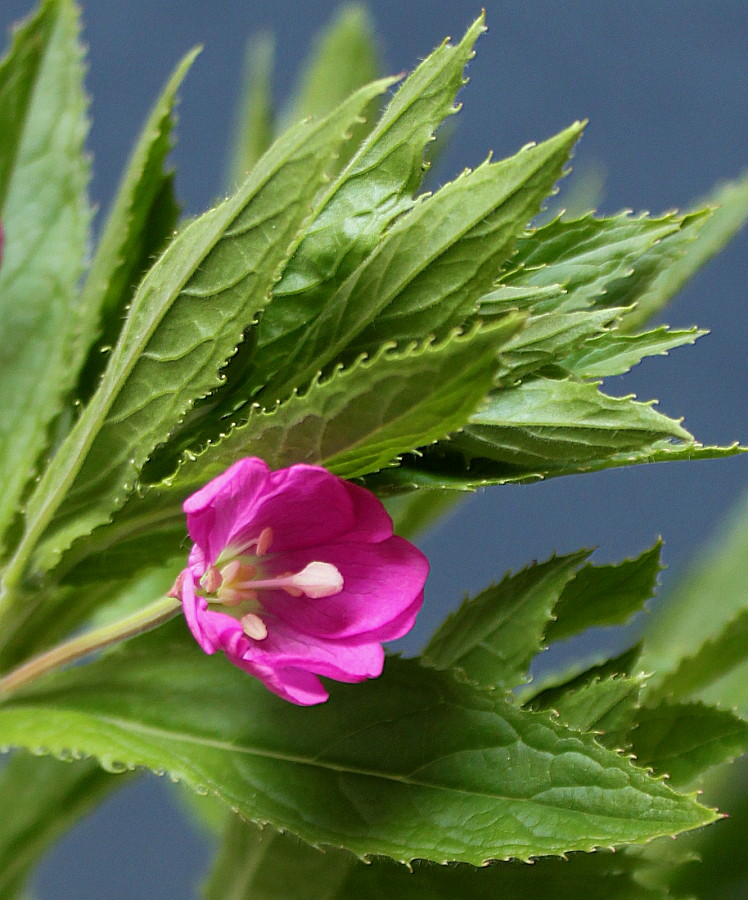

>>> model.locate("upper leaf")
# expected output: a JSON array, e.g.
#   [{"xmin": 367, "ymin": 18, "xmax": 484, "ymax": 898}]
[
  {"xmin": 258, "ymin": 123, "xmax": 584, "ymax": 403},
  {"xmin": 0, "ymin": 0, "xmax": 54, "ymax": 210},
  {"xmin": 629, "ymin": 702, "xmax": 748, "ymax": 787},
  {"xmin": 244, "ymin": 16, "xmax": 486, "ymax": 393},
  {"xmin": 73, "ymin": 48, "xmax": 199, "ymax": 405},
  {"xmin": 56, "ymin": 488, "xmax": 186, "ymax": 587},
  {"xmin": 595, "ymin": 211, "xmax": 709, "ymax": 320},
  {"xmin": 534, "ymin": 675, "xmax": 644, "ymax": 743},
  {"xmin": 451, "ymin": 377, "xmax": 691, "ymax": 467},
  {"xmin": 423, "ymin": 551, "xmax": 589, "ymax": 689},
  {"xmin": 364, "ymin": 442, "xmax": 743, "ymax": 494},
  {"xmin": 280, "ymin": 5, "xmax": 378, "ymax": 127},
  {"xmin": 623, "ymin": 171, "xmax": 748, "ymax": 329},
  {"xmin": 523, "ymin": 645, "xmax": 645, "ymax": 710},
  {"xmin": 0, "ymin": 625, "xmax": 717, "ymax": 864},
  {"xmin": 546, "ymin": 542, "xmax": 662, "ymax": 644},
  {"xmin": 641, "ymin": 488, "xmax": 748, "ymax": 694},
  {"xmin": 500, "ymin": 212, "xmax": 693, "ymax": 313},
  {"xmin": 0, "ymin": 0, "xmax": 90, "ymax": 558},
  {"xmin": 278, "ymin": 3, "xmax": 380, "ymax": 174},
  {"xmin": 225, "ymin": 33, "xmax": 275, "ymax": 187},
  {"xmin": 383, "ymin": 490, "xmax": 464, "ymax": 542},
  {"xmin": 3, "ymin": 77, "xmax": 392, "ymax": 590},
  {"xmin": 497, "ymin": 307, "xmax": 622, "ymax": 378},
  {"xmin": 649, "ymin": 608, "xmax": 748, "ymax": 709},
  {"xmin": 159, "ymin": 316, "xmax": 525, "ymax": 489},
  {"xmin": 564, "ymin": 326, "xmax": 705, "ymax": 378},
  {"xmin": 344, "ymin": 126, "xmax": 584, "ymax": 359}
]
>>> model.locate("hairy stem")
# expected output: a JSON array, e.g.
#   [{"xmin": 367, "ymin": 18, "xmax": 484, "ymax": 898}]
[{"xmin": 0, "ymin": 595, "xmax": 181, "ymax": 698}]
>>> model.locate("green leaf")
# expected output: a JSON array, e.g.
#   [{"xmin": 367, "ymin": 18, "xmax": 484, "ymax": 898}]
[
  {"xmin": 61, "ymin": 472, "xmax": 466, "ymax": 594},
  {"xmin": 478, "ymin": 283, "xmax": 567, "ymax": 316},
  {"xmin": 641, "ymin": 488, "xmax": 748, "ymax": 695},
  {"xmin": 0, "ymin": 625, "xmax": 718, "ymax": 863},
  {"xmin": 204, "ymin": 822, "xmax": 671, "ymax": 900},
  {"xmin": 564, "ymin": 326, "xmax": 705, "ymax": 378},
  {"xmin": 531, "ymin": 675, "xmax": 644, "ymax": 744},
  {"xmin": 337, "ymin": 853, "xmax": 674, "ymax": 900},
  {"xmin": 383, "ymin": 491, "xmax": 464, "ymax": 541},
  {"xmin": 0, "ymin": 752, "xmax": 123, "ymax": 900},
  {"xmin": 597, "ymin": 211, "xmax": 709, "ymax": 319},
  {"xmin": 260, "ymin": 124, "xmax": 583, "ymax": 403},
  {"xmin": 343, "ymin": 126, "xmax": 584, "ymax": 359},
  {"xmin": 522, "ymin": 645, "xmax": 645, "ymax": 709},
  {"xmin": 544, "ymin": 159, "xmax": 607, "ymax": 220},
  {"xmin": 280, "ymin": 4, "xmax": 378, "ymax": 126},
  {"xmin": 0, "ymin": 0, "xmax": 54, "ymax": 210},
  {"xmin": 624, "ymin": 171, "xmax": 748, "ymax": 329},
  {"xmin": 452, "ymin": 378, "xmax": 692, "ymax": 468},
  {"xmin": 651, "ymin": 609, "xmax": 748, "ymax": 708},
  {"xmin": 364, "ymin": 441, "xmax": 744, "ymax": 494},
  {"xmin": 0, "ymin": 483, "xmax": 182, "ymax": 665},
  {"xmin": 1, "ymin": 77, "xmax": 393, "ymax": 598},
  {"xmin": 57, "ymin": 494, "xmax": 185, "ymax": 587},
  {"xmin": 73, "ymin": 49, "xmax": 199, "ymax": 406},
  {"xmin": 668, "ymin": 763, "xmax": 748, "ymax": 900},
  {"xmin": 501, "ymin": 212, "xmax": 690, "ymax": 312},
  {"xmin": 545, "ymin": 542, "xmax": 662, "ymax": 644},
  {"xmin": 245, "ymin": 16, "xmax": 486, "ymax": 392},
  {"xmin": 204, "ymin": 819, "xmax": 355, "ymax": 900},
  {"xmin": 48, "ymin": 474, "xmax": 187, "ymax": 594},
  {"xmin": 499, "ymin": 308, "xmax": 623, "ymax": 377},
  {"xmin": 162, "ymin": 316, "xmax": 525, "ymax": 489},
  {"xmin": 0, "ymin": 0, "xmax": 90, "ymax": 556},
  {"xmin": 225, "ymin": 33, "xmax": 275, "ymax": 187},
  {"xmin": 423, "ymin": 551, "xmax": 589, "ymax": 689},
  {"xmin": 630, "ymin": 702, "xmax": 748, "ymax": 787},
  {"xmin": 177, "ymin": 782, "xmax": 228, "ymax": 839},
  {"xmin": 279, "ymin": 4, "xmax": 380, "ymax": 173}
]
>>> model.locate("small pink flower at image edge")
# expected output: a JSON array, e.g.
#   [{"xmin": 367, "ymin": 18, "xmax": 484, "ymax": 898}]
[{"xmin": 172, "ymin": 457, "xmax": 429, "ymax": 705}]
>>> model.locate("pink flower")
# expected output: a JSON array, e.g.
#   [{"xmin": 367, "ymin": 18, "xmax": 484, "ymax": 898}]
[{"xmin": 174, "ymin": 458, "xmax": 429, "ymax": 705}]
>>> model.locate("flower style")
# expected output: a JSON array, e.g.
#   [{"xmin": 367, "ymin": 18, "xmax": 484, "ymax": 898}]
[{"xmin": 173, "ymin": 458, "xmax": 429, "ymax": 705}]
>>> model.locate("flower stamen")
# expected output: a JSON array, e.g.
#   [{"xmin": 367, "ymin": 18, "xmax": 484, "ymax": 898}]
[
  {"xmin": 247, "ymin": 561, "xmax": 344, "ymax": 599},
  {"xmin": 226, "ymin": 526, "xmax": 275, "ymax": 561},
  {"xmin": 205, "ymin": 555, "xmax": 343, "ymax": 607},
  {"xmin": 256, "ymin": 526, "xmax": 274, "ymax": 556},
  {"xmin": 241, "ymin": 613, "xmax": 268, "ymax": 641},
  {"xmin": 200, "ymin": 566, "xmax": 222, "ymax": 594}
]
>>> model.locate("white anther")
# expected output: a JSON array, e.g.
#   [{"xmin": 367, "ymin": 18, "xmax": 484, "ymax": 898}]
[{"xmin": 241, "ymin": 613, "xmax": 268, "ymax": 641}]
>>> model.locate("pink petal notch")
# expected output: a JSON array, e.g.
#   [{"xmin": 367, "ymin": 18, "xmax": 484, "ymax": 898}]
[{"xmin": 172, "ymin": 458, "xmax": 429, "ymax": 705}]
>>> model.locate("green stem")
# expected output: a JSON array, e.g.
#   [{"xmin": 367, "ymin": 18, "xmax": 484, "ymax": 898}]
[{"xmin": 0, "ymin": 596, "xmax": 181, "ymax": 698}]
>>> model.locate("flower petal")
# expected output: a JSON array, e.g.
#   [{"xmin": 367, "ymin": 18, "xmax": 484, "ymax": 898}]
[
  {"xmin": 260, "ymin": 537, "xmax": 429, "ymax": 640},
  {"xmin": 341, "ymin": 480, "xmax": 393, "ymax": 543},
  {"xmin": 184, "ymin": 458, "xmax": 271, "ymax": 564},
  {"xmin": 179, "ymin": 458, "xmax": 428, "ymax": 704},
  {"xmin": 180, "ymin": 570, "xmax": 245, "ymax": 656},
  {"xmin": 237, "ymin": 621, "xmax": 385, "ymax": 680},
  {"xmin": 249, "ymin": 464, "xmax": 357, "ymax": 552},
  {"xmin": 232, "ymin": 660, "xmax": 330, "ymax": 705}
]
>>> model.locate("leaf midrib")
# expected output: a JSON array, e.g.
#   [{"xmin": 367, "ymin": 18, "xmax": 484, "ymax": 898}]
[{"xmin": 8, "ymin": 706, "xmax": 695, "ymax": 822}]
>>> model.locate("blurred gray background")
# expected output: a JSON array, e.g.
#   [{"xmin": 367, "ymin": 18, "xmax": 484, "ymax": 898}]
[{"xmin": 0, "ymin": 1, "xmax": 746, "ymax": 896}]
